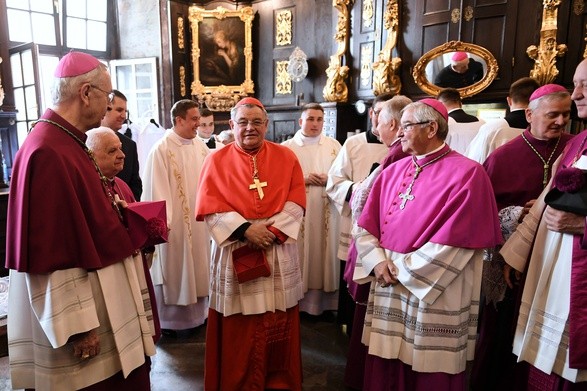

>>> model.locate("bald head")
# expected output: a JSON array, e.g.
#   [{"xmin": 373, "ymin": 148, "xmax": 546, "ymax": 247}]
[{"xmin": 86, "ymin": 127, "xmax": 125, "ymax": 179}]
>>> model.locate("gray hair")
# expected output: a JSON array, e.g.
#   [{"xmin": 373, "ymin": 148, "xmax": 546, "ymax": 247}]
[
  {"xmin": 401, "ymin": 101, "xmax": 449, "ymax": 140},
  {"xmin": 527, "ymin": 90, "xmax": 571, "ymax": 112},
  {"xmin": 51, "ymin": 63, "xmax": 108, "ymax": 105},
  {"xmin": 379, "ymin": 95, "xmax": 413, "ymax": 124},
  {"xmin": 230, "ymin": 103, "xmax": 268, "ymax": 120}
]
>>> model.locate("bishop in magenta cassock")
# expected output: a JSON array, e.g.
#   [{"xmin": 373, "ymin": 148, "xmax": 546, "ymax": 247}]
[
  {"xmin": 500, "ymin": 58, "xmax": 587, "ymax": 389},
  {"xmin": 195, "ymin": 97, "xmax": 306, "ymax": 391},
  {"xmin": 472, "ymin": 84, "xmax": 574, "ymax": 390},
  {"xmin": 343, "ymin": 95, "xmax": 412, "ymax": 390},
  {"xmin": 354, "ymin": 98, "xmax": 501, "ymax": 391},
  {"xmin": 6, "ymin": 52, "xmax": 156, "ymax": 390}
]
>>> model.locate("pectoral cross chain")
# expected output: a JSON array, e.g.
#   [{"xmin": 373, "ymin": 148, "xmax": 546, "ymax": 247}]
[
  {"xmin": 249, "ymin": 178, "xmax": 268, "ymax": 199},
  {"xmin": 398, "ymin": 167, "xmax": 421, "ymax": 210}
]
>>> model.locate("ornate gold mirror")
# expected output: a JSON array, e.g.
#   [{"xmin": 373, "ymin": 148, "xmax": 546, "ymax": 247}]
[{"xmin": 412, "ymin": 41, "xmax": 499, "ymax": 98}]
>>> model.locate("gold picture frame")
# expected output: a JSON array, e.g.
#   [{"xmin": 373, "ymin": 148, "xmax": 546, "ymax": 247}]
[
  {"xmin": 188, "ymin": 6, "xmax": 255, "ymax": 111},
  {"xmin": 412, "ymin": 41, "xmax": 499, "ymax": 99}
]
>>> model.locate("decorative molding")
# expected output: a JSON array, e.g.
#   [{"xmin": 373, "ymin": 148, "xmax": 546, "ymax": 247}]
[
  {"xmin": 323, "ymin": 0, "xmax": 353, "ymax": 102},
  {"xmin": 464, "ymin": 6, "xmax": 474, "ymax": 22},
  {"xmin": 276, "ymin": 9, "xmax": 292, "ymax": 46},
  {"xmin": 276, "ymin": 61, "xmax": 292, "ymax": 95},
  {"xmin": 412, "ymin": 41, "xmax": 499, "ymax": 99},
  {"xmin": 526, "ymin": 0, "xmax": 567, "ymax": 85},
  {"xmin": 362, "ymin": 0, "xmax": 374, "ymax": 29},
  {"xmin": 372, "ymin": 0, "xmax": 401, "ymax": 95},
  {"xmin": 179, "ymin": 65, "xmax": 186, "ymax": 97},
  {"xmin": 360, "ymin": 43, "xmax": 373, "ymax": 89},
  {"xmin": 177, "ymin": 16, "xmax": 185, "ymax": 50},
  {"xmin": 188, "ymin": 6, "xmax": 255, "ymax": 111},
  {"xmin": 451, "ymin": 8, "xmax": 460, "ymax": 23},
  {"xmin": 574, "ymin": 0, "xmax": 584, "ymax": 16}
]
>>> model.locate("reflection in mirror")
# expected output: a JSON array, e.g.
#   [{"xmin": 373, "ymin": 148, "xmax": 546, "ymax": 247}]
[
  {"xmin": 428, "ymin": 52, "xmax": 486, "ymax": 88},
  {"xmin": 412, "ymin": 41, "xmax": 499, "ymax": 99}
]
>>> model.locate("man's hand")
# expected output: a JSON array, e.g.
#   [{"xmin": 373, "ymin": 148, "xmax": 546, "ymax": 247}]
[
  {"xmin": 244, "ymin": 221, "xmax": 276, "ymax": 250},
  {"xmin": 503, "ymin": 263, "xmax": 521, "ymax": 289},
  {"xmin": 544, "ymin": 206, "xmax": 586, "ymax": 234},
  {"xmin": 72, "ymin": 329, "xmax": 100, "ymax": 360},
  {"xmin": 519, "ymin": 199, "xmax": 536, "ymax": 222},
  {"xmin": 373, "ymin": 260, "xmax": 398, "ymax": 288},
  {"xmin": 305, "ymin": 173, "xmax": 328, "ymax": 187}
]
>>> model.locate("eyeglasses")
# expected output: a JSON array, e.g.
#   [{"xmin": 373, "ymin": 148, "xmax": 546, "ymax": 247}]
[
  {"xmin": 235, "ymin": 119, "xmax": 265, "ymax": 128},
  {"xmin": 90, "ymin": 85, "xmax": 115, "ymax": 103},
  {"xmin": 400, "ymin": 121, "xmax": 430, "ymax": 132}
]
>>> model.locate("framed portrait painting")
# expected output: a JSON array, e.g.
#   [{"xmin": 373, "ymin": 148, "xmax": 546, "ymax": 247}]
[{"xmin": 188, "ymin": 6, "xmax": 255, "ymax": 111}]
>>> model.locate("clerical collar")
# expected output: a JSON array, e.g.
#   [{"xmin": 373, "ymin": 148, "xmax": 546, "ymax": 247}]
[
  {"xmin": 197, "ymin": 135, "xmax": 211, "ymax": 143},
  {"xmin": 415, "ymin": 143, "xmax": 446, "ymax": 160},
  {"xmin": 299, "ymin": 131, "xmax": 321, "ymax": 145}
]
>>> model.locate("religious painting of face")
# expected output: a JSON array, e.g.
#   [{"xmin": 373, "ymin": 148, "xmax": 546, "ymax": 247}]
[
  {"xmin": 199, "ymin": 18, "xmax": 246, "ymax": 87},
  {"xmin": 188, "ymin": 6, "xmax": 255, "ymax": 108}
]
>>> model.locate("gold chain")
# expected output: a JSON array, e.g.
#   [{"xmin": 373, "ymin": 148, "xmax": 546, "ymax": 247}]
[
  {"xmin": 32, "ymin": 119, "xmax": 123, "ymax": 221},
  {"xmin": 521, "ymin": 133, "xmax": 561, "ymax": 188}
]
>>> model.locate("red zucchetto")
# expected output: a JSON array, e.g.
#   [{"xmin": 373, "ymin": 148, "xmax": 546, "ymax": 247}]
[{"xmin": 235, "ymin": 97, "xmax": 265, "ymax": 109}]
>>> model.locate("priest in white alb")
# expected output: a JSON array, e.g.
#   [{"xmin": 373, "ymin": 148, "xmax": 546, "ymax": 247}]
[
  {"xmin": 142, "ymin": 99, "xmax": 211, "ymax": 333},
  {"xmin": 282, "ymin": 102, "xmax": 341, "ymax": 315}
]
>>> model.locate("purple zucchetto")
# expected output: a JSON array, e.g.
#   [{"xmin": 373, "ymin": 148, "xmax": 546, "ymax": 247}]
[
  {"xmin": 420, "ymin": 98, "xmax": 449, "ymax": 122},
  {"xmin": 529, "ymin": 83, "xmax": 568, "ymax": 102},
  {"xmin": 54, "ymin": 51, "xmax": 101, "ymax": 78}
]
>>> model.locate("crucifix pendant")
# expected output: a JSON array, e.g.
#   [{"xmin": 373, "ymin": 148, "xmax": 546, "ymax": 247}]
[
  {"xmin": 399, "ymin": 183, "xmax": 415, "ymax": 210},
  {"xmin": 249, "ymin": 177, "xmax": 268, "ymax": 199},
  {"xmin": 543, "ymin": 164, "xmax": 549, "ymax": 187}
]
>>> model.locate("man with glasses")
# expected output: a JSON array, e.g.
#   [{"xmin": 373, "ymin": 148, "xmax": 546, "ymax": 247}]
[
  {"xmin": 101, "ymin": 89, "xmax": 143, "ymax": 200},
  {"xmin": 195, "ymin": 97, "xmax": 306, "ymax": 390},
  {"xmin": 6, "ymin": 51, "xmax": 155, "ymax": 389},
  {"xmin": 142, "ymin": 99, "xmax": 211, "ymax": 336},
  {"xmin": 326, "ymin": 91, "xmax": 393, "ymax": 335},
  {"xmin": 353, "ymin": 98, "xmax": 501, "ymax": 390}
]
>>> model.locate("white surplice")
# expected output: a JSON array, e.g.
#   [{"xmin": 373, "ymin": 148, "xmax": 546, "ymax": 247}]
[
  {"xmin": 326, "ymin": 132, "xmax": 388, "ymax": 260},
  {"xmin": 282, "ymin": 131, "xmax": 341, "ymax": 314},
  {"xmin": 444, "ymin": 117, "xmax": 485, "ymax": 155},
  {"xmin": 203, "ymin": 201, "xmax": 304, "ymax": 316},
  {"xmin": 8, "ymin": 255, "xmax": 156, "ymax": 390},
  {"xmin": 500, "ymin": 156, "xmax": 587, "ymax": 382},
  {"xmin": 354, "ymin": 236, "xmax": 483, "ymax": 374},
  {"xmin": 142, "ymin": 130, "xmax": 211, "ymax": 329},
  {"xmin": 465, "ymin": 118, "xmax": 524, "ymax": 163}
]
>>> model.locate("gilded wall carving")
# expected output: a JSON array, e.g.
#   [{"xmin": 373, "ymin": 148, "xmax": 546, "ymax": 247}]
[
  {"xmin": 178, "ymin": 16, "xmax": 185, "ymax": 50},
  {"xmin": 276, "ymin": 61, "xmax": 292, "ymax": 95},
  {"xmin": 362, "ymin": 0, "xmax": 374, "ymax": 29},
  {"xmin": 276, "ymin": 9, "xmax": 293, "ymax": 46},
  {"xmin": 527, "ymin": 0, "xmax": 567, "ymax": 84},
  {"xmin": 323, "ymin": 0, "xmax": 354, "ymax": 102},
  {"xmin": 372, "ymin": 0, "xmax": 401, "ymax": 95}
]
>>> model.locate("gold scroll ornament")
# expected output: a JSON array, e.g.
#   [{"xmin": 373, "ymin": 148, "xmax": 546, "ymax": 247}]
[
  {"xmin": 527, "ymin": 0, "xmax": 567, "ymax": 85},
  {"xmin": 323, "ymin": 0, "xmax": 353, "ymax": 102},
  {"xmin": 372, "ymin": 0, "xmax": 402, "ymax": 96}
]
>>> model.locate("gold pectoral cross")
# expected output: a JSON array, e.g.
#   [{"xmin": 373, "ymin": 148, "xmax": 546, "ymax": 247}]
[{"xmin": 249, "ymin": 178, "xmax": 268, "ymax": 199}]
